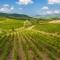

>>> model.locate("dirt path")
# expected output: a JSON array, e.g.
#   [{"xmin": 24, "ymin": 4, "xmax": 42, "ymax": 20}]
[
  {"xmin": 30, "ymin": 29, "xmax": 60, "ymax": 37},
  {"xmin": 7, "ymin": 50, "xmax": 13, "ymax": 60},
  {"xmin": 16, "ymin": 32, "xmax": 26, "ymax": 60},
  {"xmin": 9, "ymin": 25, "xmax": 60, "ymax": 37},
  {"xmin": 6, "ymin": 33, "xmax": 14, "ymax": 60},
  {"xmin": 26, "ymin": 25, "xmax": 35, "ymax": 30}
]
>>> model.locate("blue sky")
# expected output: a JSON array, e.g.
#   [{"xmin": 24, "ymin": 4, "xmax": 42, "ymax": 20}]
[{"xmin": 0, "ymin": 0, "xmax": 60, "ymax": 16}]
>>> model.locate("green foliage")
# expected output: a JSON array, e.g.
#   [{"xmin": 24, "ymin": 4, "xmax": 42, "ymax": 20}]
[{"xmin": 24, "ymin": 20, "xmax": 32, "ymax": 28}]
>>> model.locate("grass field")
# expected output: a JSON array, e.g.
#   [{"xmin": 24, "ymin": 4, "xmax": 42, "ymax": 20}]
[{"xmin": 0, "ymin": 18, "xmax": 60, "ymax": 60}]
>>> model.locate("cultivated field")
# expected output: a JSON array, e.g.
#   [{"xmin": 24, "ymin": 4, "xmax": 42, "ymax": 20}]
[{"xmin": 0, "ymin": 18, "xmax": 60, "ymax": 60}]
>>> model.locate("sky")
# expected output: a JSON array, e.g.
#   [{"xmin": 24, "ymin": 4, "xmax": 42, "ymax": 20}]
[{"xmin": 0, "ymin": 0, "xmax": 60, "ymax": 16}]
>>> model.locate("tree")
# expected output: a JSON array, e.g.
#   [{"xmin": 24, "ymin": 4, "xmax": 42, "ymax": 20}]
[{"xmin": 24, "ymin": 20, "xmax": 32, "ymax": 28}]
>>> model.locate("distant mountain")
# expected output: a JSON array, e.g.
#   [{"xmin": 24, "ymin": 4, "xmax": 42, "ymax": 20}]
[
  {"xmin": 34, "ymin": 14, "xmax": 60, "ymax": 19},
  {"xmin": 0, "ymin": 13, "xmax": 32, "ymax": 20}
]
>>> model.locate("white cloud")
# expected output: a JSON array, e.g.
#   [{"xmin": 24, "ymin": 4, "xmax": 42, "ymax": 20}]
[
  {"xmin": 38, "ymin": 9, "xmax": 60, "ymax": 15},
  {"xmin": 48, "ymin": 0, "xmax": 60, "ymax": 4},
  {"xmin": 40, "ymin": 5, "xmax": 60, "ymax": 15},
  {"xmin": 41, "ymin": 6, "xmax": 49, "ymax": 10},
  {"xmin": 54, "ymin": 10, "xmax": 60, "ymax": 13},
  {"xmin": 44, "ymin": 10, "xmax": 60, "ymax": 15},
  {"xmin": 16, "ymin": 0, "xmax": 34, "ymax": 5},
  {"xmin": 40, "ymin": 10, "xmax": 53, "ymax": 15},
  {"xmin": 3, "ymin": 4, "xmax": 9, "ymax": 7},
  {"xmin": 0, "ymin": 4, "xmax": 14, "ymax": 13},
  {"xmin": 46, "ymin": 10, "xmax": 53, "ymax": 14},
  {"xmin": 10, "ymin": 7, "xmax": 14, "ymax": 10},
  {"xmin": 0, "ymin": 8, "xmax": 10, "ymax": 13}
]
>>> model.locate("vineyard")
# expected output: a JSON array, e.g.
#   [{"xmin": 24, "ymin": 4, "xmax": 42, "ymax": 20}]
[{"xmin": 0, "ymin": 18, "xmax": 60, "ymax": 60}]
